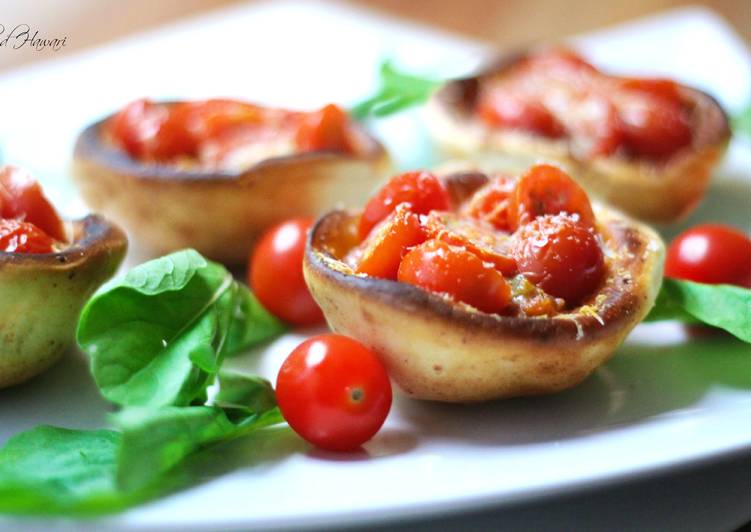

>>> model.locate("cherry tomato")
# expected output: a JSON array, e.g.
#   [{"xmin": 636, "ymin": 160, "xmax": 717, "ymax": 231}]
[
  {"xmin": 359, "ymin": 171, "xmax": 451, "ymax": 240},
  {"xmin": 462, "ymin": 174, "xmax": 516, "ymax": 231},
  {"xmin": 513, "ymin": 213, "xmax": 604, "ymax": 306},
  {"xmin": 477, "ymin": 92, "xmax": 564, "ymax": 138},
  {"xmin": 665, "ymin": 224, "xmax": 751, "ymax": 287},
  {"xmin": 355, "ymin": 204, "xmax": 426, "ymax": 280},
  {"xmin": 295, "ymin": 104, "xmax": 355, "ymax": 153},
  {"xmin": 0, "ymin": 219, "xmax": 56, "ymax": 253},
  {"xmin": 249, "ymin": 218, "xmax": 324, "ymax": 326},
  {"xmin": 424, "ymin": 211, "xmax": 516, "ymax": 276},
  {"xmin": 276, "ymin": 334, "xmax": 392, "ymax": 452},
  {"xmin": 0, "ymin": 165, "xmax": 65, "ymax": 241},
  {"xmin": 618, "ymin": 93, "xmax": 691, "ymax": 160},
  {"xmin": 509, "ymin": 164, "xmax": 595, "ymax": 230},
  {"xmin": 398, "ymin": 239, "xmax": 512, "ymax": 314}
]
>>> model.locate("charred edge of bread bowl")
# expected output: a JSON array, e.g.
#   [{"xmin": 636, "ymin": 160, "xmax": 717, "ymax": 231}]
[
  {"xmin": 71, "ymin": 116, "xmax": 391, "ymax": 264},
  {"xmin": 304, "ymin": 173, "xmax": 665, "ymax": 402},
  {"xmin": 426, "ymin": 51, "xmax": 731, "ymax": 223},
  {"xmin": 0, "ymin": 215, "xmax": 127, "ymax": 388}
]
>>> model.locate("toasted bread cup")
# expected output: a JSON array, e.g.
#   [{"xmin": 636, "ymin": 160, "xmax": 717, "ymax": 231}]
[
  {"xmin": 304, "ymin": 173, "xmax": 664, "ymax": 402},
  {"xmin": 0, "ymin": 215, "xmax": 127, "ymax": 387},
  {"xmin": 72, "ymin": 113, "xmax": 390, "ymax": 265},
  {"xmin": 425, "ymin": 52, "xmax": 731, "ymax": 224}
]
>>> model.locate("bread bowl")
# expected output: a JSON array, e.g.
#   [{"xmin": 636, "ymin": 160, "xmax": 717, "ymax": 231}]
[
  {"xmin": 0, "ymin": 166, "xmax": 127, "ymax": 387},
  {"xmin": 72, "ymin": 99, "xmax": 390, "ymax": 264},
  {"xmin": 304, "ymin": 164, "xmax": 664, "ymax": 402},
  {"xmin": 425, "ymin": 48, "xmax": 730, "ymax": 223}
]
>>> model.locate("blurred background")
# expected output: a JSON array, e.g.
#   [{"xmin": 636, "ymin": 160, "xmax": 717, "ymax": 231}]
[{"xmin": 0, "ymin": 0, "xmax": 748, "ymax": 73}]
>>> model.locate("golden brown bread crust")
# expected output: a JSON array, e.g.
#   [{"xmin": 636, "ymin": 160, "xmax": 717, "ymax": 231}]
[
  {"xmin": 425, "ymin": 51, "xmax": 731, "ymax": 224},
  {"xmin": 304, "ymin": 173, "xmax": 665, "ymax": 402},
  {"xmin": 0, "ymin": 215, "xmax": 127, "ymax": 387},
  {"xmin": 72, "ymin": 115, "xmax": 391, "ymax": 265}
]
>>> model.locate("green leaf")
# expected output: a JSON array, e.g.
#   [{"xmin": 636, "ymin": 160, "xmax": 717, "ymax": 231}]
[
  {"xmin": 732, "ymin": 100, "xmax": 751, "ymax": 138},
  {"xmin": 645, "ymin": 278, "xmax": 751, "ymax": 341},
  {"xmin": 77, "ymin": 250, "xmax": 284, "ymax": 407},
  {"xmin": 351, "ymin": 59, "xmax": 444, "ymax": 120},
  {"xmin": 214, "ymin": 371, "xmax": 277, "ymax": 415},
  {"xmin": 114, "ymin": 405, "xmax": 283, "ymax": 491}
]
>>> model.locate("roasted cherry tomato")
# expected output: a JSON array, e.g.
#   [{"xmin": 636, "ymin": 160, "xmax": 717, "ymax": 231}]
[
  {"xmin": 0, "ymin": 219, "xmax": 56, "ymax": 254},
  {"xmin": 359, "ymin": 171, "xmax": 451, "ymax": 240},
  {"xmin": 618, "ymin": 92, "xmax": 691, "ymax": 160},
  {"xmin": 477, "ymin": 92, "xmax": 564, "ymax": 138},
  {"xmin": 276, "ymin": 334, "xmax": 392, "ymax": 452},
  {"xmin": 0, "ymin": 165, "xmax": 65, "ymax": 241},
  {"xmin": 355, "ymin": 204, "xmax": 426, "ymax": 280},
  {"xmin": 513, "ymin": 213, "xmax": 604, "ymax": 306},
  {"xmin": 295, "ymin": 104, "xmax": 354, "ymax": 153},
  {"xmin": 665, "ymin": 224, "xmax": 751, "ymax": 287},
  {"xmin": 398, "ymin": 239, "xmax": 512, "ymax": 314},
  {"xmin": 249, "ymin": 218, "xmax": 324, "ymax": 326},
  {"xmin": 462, "ymin": 174, "xmax": 515, "ymax": 231},
  {"xmin": 509, "ymin": 164, "xmax": 595, "ymax": 229}
]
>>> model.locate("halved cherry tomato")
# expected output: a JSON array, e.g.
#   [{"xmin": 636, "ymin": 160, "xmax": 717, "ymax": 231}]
[
  {"xmin": 295, "ymin": 104, "xmax": 355, "ymax": 153},
  {"xmin": 249, "ymin": 218, "xmax": 324, "ymax": 326},
  {"xmin": 359, "ymin": 171, "xmax": 451, "ymax": 240},
  {"xmin": 398, "ymin": 239, "xmax": 512, "ymax": 314},
  {"xmin": 424, "ymin": 211, "xmax": 516, "ymax": 276},
  {"xmin": 462, "ymin": 174, "xmax": 516, "ymax": 231},
  {"xmin": 0, "ymin": 166, "xmax": 65, "ymax": 241},
  {"xmin": 618, "ymin": 93, "xmax": 691, "ymax": 160},
  {"xmin": 173, "ymin": 99, "xmax": 269, "ymax": 142},
  {"xmin": 355, "ymin": 204, "xmax": 426, "ymax": 280},
  {"xmin": 276, "ymin": 334, "xmax": 392, "ymax": 452},
  {"xmin": 665, "ymin": 224, "xmax": 751, "ymax": 287},
  {"xmin": 0, "ymin": 219, "xmax": 56, "ymax": 254},
  {"xmin": 513, "ymin": 213, "xmax": 604, "ymax": 306},
  {"xmin": 477, "ymin": 92, "xmax": 565, "ymax": 138},
  {"xmin": 509, "ymin": 164, "xmax": 595, "ymax": 230}
]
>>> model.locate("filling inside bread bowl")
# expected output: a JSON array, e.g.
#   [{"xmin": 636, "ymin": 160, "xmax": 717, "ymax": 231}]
[
  {"xmin": 425, "ymin": 48, "xmax": 730, "ymax": 223},
  {"xmin": 304, "ymin": 164, "xmax": 664, "ymax": 402},
  {"xmin": 72, "ymin": 98, "xmax": 391, "ymax": 264}
]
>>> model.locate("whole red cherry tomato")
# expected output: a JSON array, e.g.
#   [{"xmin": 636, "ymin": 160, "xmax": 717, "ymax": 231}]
[
  {"xmin": 509, "ymin": 163, "xmax": 595, "ymax": 230},
  {"xmin": 359, "ymin": 171, "xmax": 451, "ymax": 240},
  {"xmin": 398, "ymin": 239, "xmax": 512, "ymax": 314},
  {"xmin": 0, "ymin": 165, "xmax": 65, "ymax": 241},
  {"xmin": 0, "ymin": 219, "xmax": 56, "ymax": 253},
  {"xmin": 276, "ymin": 334, "xmax": 392, "ymax": 452},
  {"xmin": 249, "ymin": 218, "xmax": 324, "ymax": 326},
  {"xmin": 665, "ymin": 224, "xmax": 751, "ymax": 287},
  {"xmin": 513, "ymin": 213, "xmax": 604, "ymax": 306}
]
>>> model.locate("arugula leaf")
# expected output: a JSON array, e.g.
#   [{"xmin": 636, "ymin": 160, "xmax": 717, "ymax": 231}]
[
  {"xmin": 645, "ymin": 278, "xmax": 751, "ymax": 341},
  {"xmin": 733, "ymin": 100, "xmax": 751, "ymax": 138},
  {"xmin": 351, "ymin": 59, "xmax": 444, "ymax": 120},
  {"xmin": 77, "ymin": 249, "xmax": 284, "ymax": 407},
  {"xmin": 214, "ymin": 371, "xmax": 277, "ymax": 416}
]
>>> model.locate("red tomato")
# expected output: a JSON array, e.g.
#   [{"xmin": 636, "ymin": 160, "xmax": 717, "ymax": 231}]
[
  {"xmin": 359, "ymin": 171, "xmax": 450, "ymax": 240},
  {"xmin": 477, "ymin": 92, "xmax": 564, "ymax": 138},
  {"xmin": 0, "ymin": 166, "xmax": 65, "ymax": 241},
  {"xmin": 249, "ymin": 218, "xmax": 324, "ymax": 326},
  {"xmin": 513, "ymin": 213, "xmax": 604, "ymax": 306},
  {"xmin": 618, "ymin": 93, "xmax": 691, "ymax": 160},
  {"xmin": 276, "ymin": 334, "xmax": 392, "ymax": 452},
  {"xmin": 462, "ymin": 174, "xmax": 516, "ymax": 231},
  {"xmin": 355, "ymin": 204, "xmax": 426, "ymax": 280},
  {"xmin": 398, "ymin": 239, "xmax": 512, "ymax": 314},
  {"xmin": 295, "ymin": 104, "xmax": 355, "ymax": 153},
  {"xmin": 0, "ymin": 219, "xmax": 56, "ymax": 253},
  {"xmin": 509, "ymin": 164, "xmax": 595, "ymax": 230},
  {"xmin": 665, "ymin": 224, "xmax": 751, "ymax": 287}
]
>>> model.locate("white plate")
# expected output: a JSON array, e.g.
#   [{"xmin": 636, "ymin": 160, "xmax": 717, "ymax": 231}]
[{"xmin": 1, "ymin": 1, "xmax": 751, "ymax": 530}]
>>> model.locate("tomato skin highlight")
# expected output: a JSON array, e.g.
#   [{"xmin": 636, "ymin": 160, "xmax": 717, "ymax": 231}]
[
  {"xmin": 398, "ymin": 239, "xmax": 512, "ymax": 314},
  {"xmin": 0, "ymin": 165, "xmax": 66, "ymax": 242},
  {"xmin": 359, "ymin": 171, "xmax": 451, "ymax": 240},
  {"xmin": 276, "ymin": 334, "xmax": 392, "ymax": 452},
  {"xmin": 513, "ymin": 213, "xmax": 604, "ymax": 306},
  {"xmin": 0, "ymin": 219, "xmax": 56, "ymax": 254},
  {"xmin": 665, "ymin": 224, "xmax": 751, "ymax": 288},
  {"xmin": 509, "ymin": 164, "xmax": 595, "ymax": 230},
  {"xmin": 249, "ymin": 218, "xmax": 324, "ymax": 326},
  {"xmin": 355, "ymin": 204, "xmax": 426, "ymax": 280}
]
